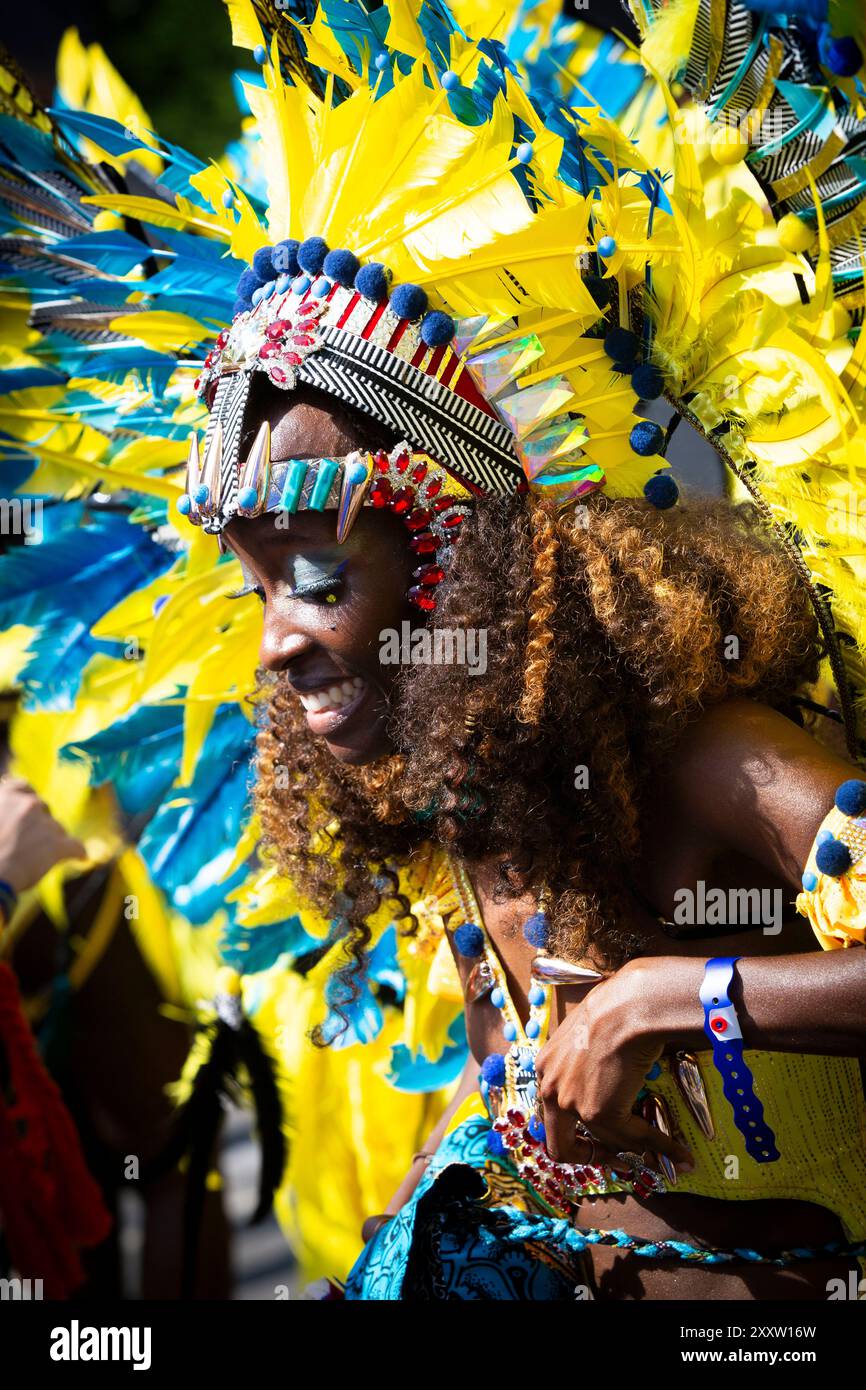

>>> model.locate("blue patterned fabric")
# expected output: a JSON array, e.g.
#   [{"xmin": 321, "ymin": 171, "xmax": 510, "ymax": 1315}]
[{"xmin": 345, "ymin": 1115, "xmax": 585, "ymax": 1300}]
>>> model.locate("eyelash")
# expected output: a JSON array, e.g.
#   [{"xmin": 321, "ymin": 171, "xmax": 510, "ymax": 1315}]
[{"xmin": 227, "ymin": 577, "xmax": 343, "ymax": 605}]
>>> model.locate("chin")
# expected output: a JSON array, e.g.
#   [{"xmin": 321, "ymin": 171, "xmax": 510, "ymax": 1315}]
[{"xmin": 323, "ymin": 727, "xmax": 393, "ymax": 766}]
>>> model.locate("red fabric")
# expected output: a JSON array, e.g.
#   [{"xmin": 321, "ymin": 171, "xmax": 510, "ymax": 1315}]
[{"xmin": 0, "ymin": 962, "xmax": 112, "ymax": 1298}]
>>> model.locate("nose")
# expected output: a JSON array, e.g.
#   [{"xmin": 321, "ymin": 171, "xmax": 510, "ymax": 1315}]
[{"xmin": 258, "ymin": 604, "xmax": 316, "ymax": 673}]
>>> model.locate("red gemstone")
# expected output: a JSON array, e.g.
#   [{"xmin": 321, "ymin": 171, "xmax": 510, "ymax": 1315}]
[
  {"xmin": 414, "ymin": 564, "xmax": 445, "ymax": 586},
  {"xmin": 266, "ymin": 319, "xmax": 288, "ymax": 340},
  {"xmin": 389, "ymin": 487, "xmax": 415, "ymax": 515},
  {"xmin": 297, "ymin": 301, "xmax": 317, "ymax": 316},
  {"xmin": 291, "ymin": 334, "xmax": 315, "ymax": 346},
  {"xmin": 423, "ymin": 476, "xmax": 443, "ymax": 498},
  {"xmin": 410, "ymin": 532, "xmax": 438, "ymax": 555},
  {"xmin": 442, "ymin": 513, "xmax": 464, "ymax": 529},
  {"xmin": 215, "ymin": 331, "xmax": 228, "ymax": 349},
  {"xmin": 374, "ymin": 451, "xmax": 391, "ymax": 475},
  {"xmin": 258, "ymin": 342, "xmax": 281, "ymax": 359},
  {"xmin": 369, "ymin": 479, "xmax": 392, "ymax": 507},
  {"xmin": 285, "ymin": 351, "xmax": 302, "ymax": 365},
  {"xmin": 411, "ymin": 462, "xmax": 428, "ymax": 483},
  {"xmin": 204, "ymin": 352, "xmax": 215, "ymax": 368},
  {"xmin": 431, "ymin": 493, "xmax": 458, "ymax": 512},
  {"xmin": 409, "ymin": 587, "xmax": 436, "ymax": 612},
  {"xmin": 269, "ymin": 366, "xmax": 287, "ymax": 384},
  {"xmin": 194, "ymin": 376, "xmax": 201, "ymax": 392},
  {"xmin": 394, "ymin": 451, "xmax": 411, "ymax": 474},
  {"xmin": 406, "ymin": 507, "xmax": 432, "ymax": 531}
]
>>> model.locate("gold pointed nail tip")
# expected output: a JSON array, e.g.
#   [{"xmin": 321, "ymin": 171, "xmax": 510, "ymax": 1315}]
[
  {"xmin": 642, "ymin": 1093, "xmax": 678, "ymax": 1186},
  {"xmin": 237, "ymin": 420, "xmax": 271, "ymax": 515},
  {"xmin": 200, "ymin": 419, "xmax": 224, "ymax": 516},
  {"xmin": 674, "ymin": 1051, "xmax": 714, "ymax": 1140},
  {"xmin": 335, "ymin": 452, "xmax": 374, "ymax": 544}
]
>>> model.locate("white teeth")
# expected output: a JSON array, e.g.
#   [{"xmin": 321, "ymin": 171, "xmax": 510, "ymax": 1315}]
[{"xmin": 299, "ymin": 678, "xmax": 366, "ymax": 716}]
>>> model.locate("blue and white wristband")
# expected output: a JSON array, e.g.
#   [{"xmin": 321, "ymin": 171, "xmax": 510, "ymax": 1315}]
[{"xmin": 700, "ymin": 956, "xmax": 780, "ymax": 1164}]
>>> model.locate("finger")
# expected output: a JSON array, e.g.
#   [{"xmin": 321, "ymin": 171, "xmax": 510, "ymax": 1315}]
[
  {"xmin": 588, "ymin": 1115, "xmax": 693, "ymax": 1171},
  {"xmin": 361, "ymin": 1215, "xmax": 392, "ymax": 1244},
  {"xmin": 58, "ymin": 836, "xmax": 88, "ymax": 860}
]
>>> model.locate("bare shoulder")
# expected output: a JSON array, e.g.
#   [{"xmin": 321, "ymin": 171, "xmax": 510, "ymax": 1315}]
[{"xmin": 661, "ymin": 698, "xmax": 862, "ymax": 883}]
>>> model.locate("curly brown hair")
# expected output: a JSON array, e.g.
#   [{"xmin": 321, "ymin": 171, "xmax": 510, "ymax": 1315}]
[{"xmin": 255, "ymin": 492, "xmax": 822, "ymax": 1038}]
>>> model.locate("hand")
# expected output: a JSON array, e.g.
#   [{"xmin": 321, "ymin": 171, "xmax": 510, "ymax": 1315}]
[
  {"xmin": 534, "ymin": 957, "xmax": 695, "ymax": 1171},
  {"xmin": 360, "ymin": 1214, "xmax": 393, "ymax": 1244},
  {"xmin": 0, "ymin": 778, "xmax": 87, "ymax": 895}
]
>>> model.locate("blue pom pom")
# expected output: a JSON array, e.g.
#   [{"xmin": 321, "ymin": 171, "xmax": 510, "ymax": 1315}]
[
  {"xmin": 420, "ymin": 310, "xmax": 455, "ymax": 348},
  {"xmin": 222, "ymin": 189, "xmax": 235, "ymax": 209},
  {"xmin": 819, "ymin": 31, "xmax": 862, "ymax": 78},
  {"xmin": 834, "ymin": 778, "xmax": 866, "ymax": 817},
  {"xmin": 391, "ymin": 283, "xmax": 428, "ymax": 320},
  {"xmin": 297, "ymin": 236, "xmax": 329, "ymax": 275},
  {"xmin": 272, "ymin": 239, "xmax": 300, "ymax": 277},
  {"xmin": 630, "ymin": 421, "xmax": 665, "ymax": 457},
  {"xmin": 801, "ymin": 870, "xmax": 818, "ymax": 892},
  {"xmin": 238, "ymin": 486, "xmax": 258, "ymax": 509},
  {"xmin": 643, "ymin": 473, "xmax": 678, "ymax": 509},
  {"xmin": 374, "ymin": 51, "xmax": 390, "ymax": 71},
  {"xmin": 291, "ymin": 274, "xmax": 311, "ymax": 296},
  {"xmin": 815, "ymin": 836, "xmax": 852, "ymax": 877},
  {"xmin": 192, "ymin": 484, "xmax": 209, "ymax": 504},
  {"xmin": 441, "ymin": 69, "xmax": 461, "ymax": 91},
  {"xmin": 523, "ymin": 912, "xmax": 549, "ymax": 949},
  {"xmin": 453, "ymin": 922, "xmax": 484, "ymax": 957},
  {"xmin": 253, "ymin": 44, "xmax": 267, "ymax": 65},
  {"xmin": 487, "ymin": 1129, "xmax": 507, "ymax": 1157},
  {"xmin": 604, "ymin": 327, "xmax": 638, "ymax": 363},
  {"xmin": 177, "ymin": 494, "xmax": 193, "ymax": 515},
  {"xmin": 481, "ymin": 1052, "xmax": 506, "ymax": 1086},
  {"xmin": 232, "ymin": 298, "xmax": 250, "ymax": 319},
  {"xmin": 355, "ymin": 262, "xmax": 389, "ymax": 301},
  {"xmin": 631, "ymin": 363, "xmax": 664, "ymax": 400},
  {"xmin": 597, "ymin": 235, "xmax": 617, "ymax": 258},
  {"xmin": 252, "ymin": 246, "xmax": 275, "ymax": 281},
  {"xmin": 516, "ymin": 141, "xmax": 534, "ymax": 164},
  {"xmin": 528, "ymin": 1114, "xmax": 545, "ymax": 1142},
  {"xmin": 323, "ymin": 248, "xmax": 361, "ymax": 287},
  {"xmin": 236, "ymin": 268, "xmax": 262, "ymax": 300}
]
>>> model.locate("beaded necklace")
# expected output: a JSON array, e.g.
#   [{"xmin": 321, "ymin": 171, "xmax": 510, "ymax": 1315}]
[{"xmin": 447, "ymin": 855, "xmax": 667, "ymax": 1211}]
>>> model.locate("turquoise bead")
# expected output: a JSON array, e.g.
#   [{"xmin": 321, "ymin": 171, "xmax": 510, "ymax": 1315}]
[
  {"xmin": 309, "ymin": 458, "xmax": 339, "ymax": 510},
  {"xmin": 177, "ymin": 494, "xmax": 192, "ymax": 514},
  {"xmin": 503, "ymin": 1021, "xmax": 518, "ymax": 1042},
  {"xmin": 490, "ymin": 987, "xmax": 505, "ymax": 1009},
  {"xmin": 279, "ymin": 459, "xmax": 308, "ymax": 513},
  {"xmin": 192, "ymin": 484, "xmax": 209, "ymax": 504},
  {"xmin": 801, "ymin": 870, "xmax": 818, "ymax": 892},
  {"xmin": 237, "ymin": 486, "xmax": 258, "ymax": 509}
]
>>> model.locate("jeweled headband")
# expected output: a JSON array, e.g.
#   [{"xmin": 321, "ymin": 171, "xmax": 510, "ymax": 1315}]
[{"xmin": 180, "ymin": 233, "xmax": 625, "ymax": 548}]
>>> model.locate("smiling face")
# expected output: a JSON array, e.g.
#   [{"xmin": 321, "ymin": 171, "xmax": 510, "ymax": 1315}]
[{"xmin": 223, "ymin": 386, "xmax": 416, "ymax": 764}]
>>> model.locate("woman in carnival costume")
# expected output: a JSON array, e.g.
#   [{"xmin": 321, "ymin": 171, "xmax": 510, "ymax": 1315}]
[{"xmin": 2, "ymin": 0, "xmax": 866, "ymax": 1299}]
